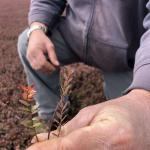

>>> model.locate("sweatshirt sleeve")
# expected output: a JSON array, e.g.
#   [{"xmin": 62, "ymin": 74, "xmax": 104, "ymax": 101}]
[
  {"xmin": 128, "ymin": 1, "xmax": 150, "ymax": 92},
  {"xmin": 28, "ymin": 0, "xmax": 66, "ymax": 28}
]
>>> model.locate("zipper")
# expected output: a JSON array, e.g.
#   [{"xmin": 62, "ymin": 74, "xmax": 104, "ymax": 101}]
[{"xmin": 83, "ymin": 0, "xmax": 95, "ymax": 64}]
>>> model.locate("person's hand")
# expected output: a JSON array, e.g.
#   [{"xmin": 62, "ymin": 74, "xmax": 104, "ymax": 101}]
[
  {"xmin": 27, "ymin": 24, "xmax": 59, "ymax": 73},
  {"xmin": 27, "ymin": 89, "xmax": 150, "ymax": 150}
]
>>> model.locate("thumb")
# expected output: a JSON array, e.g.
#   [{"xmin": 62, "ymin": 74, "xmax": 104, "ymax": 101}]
[
  {"xmin": 46, "ymin": 42, "xmax": 59, "ymax": 66},
  {"xmin": 27, "ymin": 138, "xmax": 61, "ymax": 150},
  {"xmin": 27, "ymin": 125, "xmax": 109, "ymax": 150}
]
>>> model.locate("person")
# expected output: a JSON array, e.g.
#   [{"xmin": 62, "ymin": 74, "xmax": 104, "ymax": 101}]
[{"xmin": 17, "ymin": 0, "xmax": 150, "ymax": 149}]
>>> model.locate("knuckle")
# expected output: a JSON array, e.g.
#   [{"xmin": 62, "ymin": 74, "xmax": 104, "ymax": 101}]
[
  {"xmin": 48, "ymin": 44, "xmax": 55, "ymax": 50},
  {"xmin": 31, "ymin": 62, "xmax": 40, "ymax": 70}
]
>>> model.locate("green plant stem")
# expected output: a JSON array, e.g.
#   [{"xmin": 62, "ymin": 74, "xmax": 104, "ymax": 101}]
[
  {"xmin": 29, "ymin": 104, "xmax": 39, "ymax": 142},
  {"xmin": 27, "ymin": 92, "xmax": 39, "ymax": 142}
]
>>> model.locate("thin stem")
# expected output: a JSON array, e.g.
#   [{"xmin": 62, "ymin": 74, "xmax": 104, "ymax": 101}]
[
  {"xmin": 30, "ymin": 104, "xmax": 39, "ymax": 142},
  {"xmin": 27, "ymin": 91, "xmax": 39, "ymax": 142},
  {"xmin": 47, "ymin": 103, "xmax": 59, "ymax": 139},
  {"xmin": 57, "ymin": 103, "xmax": 63, "ymax": 137},
  {"xmin": 47, "ymin": 67, "xmax": 72, "ymax": 139}
]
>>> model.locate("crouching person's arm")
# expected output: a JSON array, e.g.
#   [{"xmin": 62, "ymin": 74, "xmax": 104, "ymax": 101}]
[{"xmin": 26, "ymin": 0, "xmax": 67, "ymax": 72}]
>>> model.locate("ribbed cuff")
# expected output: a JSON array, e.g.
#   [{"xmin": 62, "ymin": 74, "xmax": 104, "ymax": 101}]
[{"xmin": 28, "ymin": 12, "xmax": 56, "ymax": 29}]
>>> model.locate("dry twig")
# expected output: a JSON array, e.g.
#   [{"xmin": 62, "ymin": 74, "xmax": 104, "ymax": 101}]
[{"xmin": 47, "ymin": 67, "xmax": 75, "ymax": 139}]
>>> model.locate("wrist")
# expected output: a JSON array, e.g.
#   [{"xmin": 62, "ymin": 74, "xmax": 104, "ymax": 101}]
[
  {"xmin": 27, "ymin": 22, "xmax": 48, "ymax": 39},
  {"xmin": 126, "ymin": 89, "xmax": 150, "ymax": 107},
  {"xmin": 129, "ymin": 89, "xmax": 150, "ymax": 98},
  {"xmin": 30, "ymin": 22, "xmax": 47, "ymax": 28},
  {"xmin": 29, "ymin": 29, "xmax": 45, "ymax": 39}
]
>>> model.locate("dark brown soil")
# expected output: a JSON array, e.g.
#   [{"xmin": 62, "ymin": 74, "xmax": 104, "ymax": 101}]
[{"xmin": 0, "ymin": 1, "xmax": 106, "ymax": 149}]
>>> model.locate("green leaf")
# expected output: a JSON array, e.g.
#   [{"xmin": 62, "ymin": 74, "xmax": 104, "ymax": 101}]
[
  {"xmin": 33, "ymin": 122, "xmax": 43, "ymax": 128},
  {"xmin": 32, "ymin": 105, "xmax": 38, "ymax": 115},
  {"xmin": 32, "ymin": 117, "xmax": 40, "ymax": 124},
  {"xmin": 32, "ymin": 110, "xmax": 38, "ymax": 115},
  {"xmin": 32, "ymin": 117, "xmax": 39, "ymax": 121},
  {"xmin": 19, "ymin": 99, "xmax": 30, "ymax": 107},
  {"xmin": 21, "ymin": 119, "xmax": 33, "ymax": 128},
  {"xmin": 20, "ymin": 107, "xmax": 31, "ymax": 113},
  {"xmin": 32, "ymin": 105, "xmax": 38, "ymax": 112}
]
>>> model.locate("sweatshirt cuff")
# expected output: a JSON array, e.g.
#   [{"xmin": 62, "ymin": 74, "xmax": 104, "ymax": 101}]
[
  {"xmin": 28, "ymin": 12, "xmax": 57, "ymax": 29},
  {"xmin": 126, "ymin": 64, "xmax": 150, "ymax": 93}
]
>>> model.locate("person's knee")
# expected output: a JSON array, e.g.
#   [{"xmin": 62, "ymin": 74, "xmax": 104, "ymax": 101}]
[{"xmin": 18, "ymin": 28, "xmax": 28, "ymax": 57}]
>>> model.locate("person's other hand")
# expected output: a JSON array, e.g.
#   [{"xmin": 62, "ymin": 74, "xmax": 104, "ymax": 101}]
[
  {"xmin": 27, "ymin": 89, "xmax": 150, "ymax": 150},
  {"xmin": 27, "ymin": 26, "xmax": 59, "ymax": 73}
]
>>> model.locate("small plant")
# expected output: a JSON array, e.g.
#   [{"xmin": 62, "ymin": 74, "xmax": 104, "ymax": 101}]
[
  {"xmin": 19, "ymin": 85, "xmax": 39, "ymax": 142},
  {"xmin": 19, "ymin": 66, "xmax": 75, "ymax": 142},
  {"xmin": 47, "ymin": 95, "xmax": 70, "ymax": 139},
  {"xmin": 47, "ymin": 67, "xmax": 75, "ymax": 139}
]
